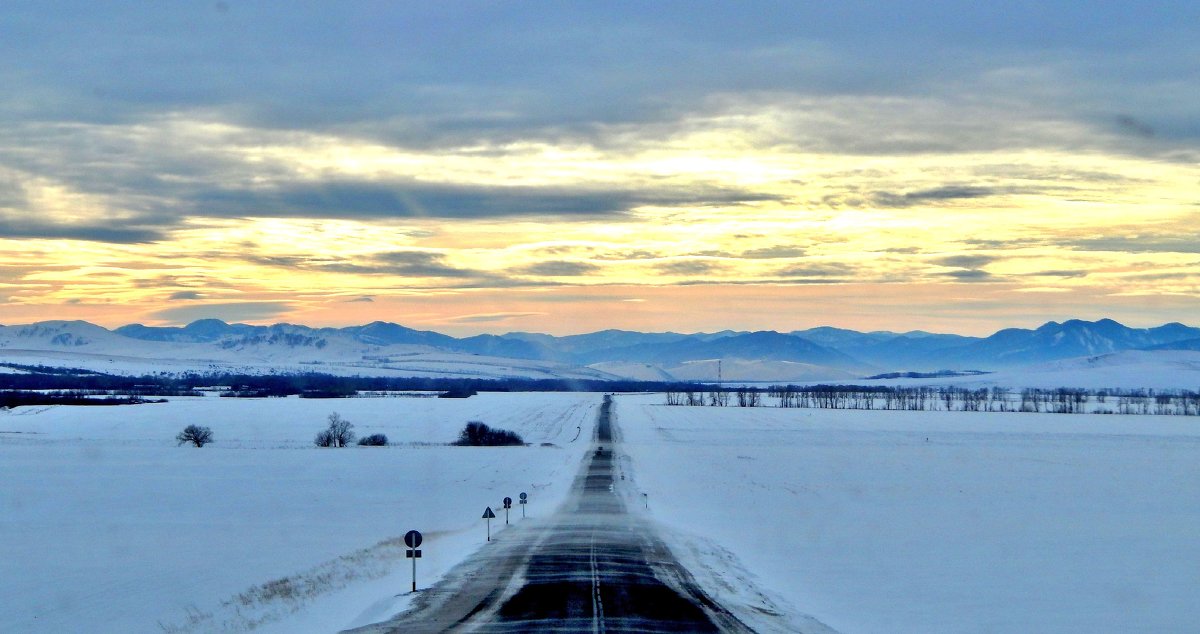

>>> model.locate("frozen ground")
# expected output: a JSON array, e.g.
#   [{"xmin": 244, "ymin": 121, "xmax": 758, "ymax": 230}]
[
  {"xmin": 615, "ymin": 394, "xmax": 1200, "ymax": 633},
  {"xmin": 0, "ymin": 393, "xmax": 599, "ymax": 633}
]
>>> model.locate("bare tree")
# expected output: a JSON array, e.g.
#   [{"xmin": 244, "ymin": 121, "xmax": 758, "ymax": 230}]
[
  {"xmin": 314, "ymin": 412, "xmax": 355, "ymax": 448},
  {"xmin": 176, "ymin": 424, "xmax": 213, "ymax": 447}
]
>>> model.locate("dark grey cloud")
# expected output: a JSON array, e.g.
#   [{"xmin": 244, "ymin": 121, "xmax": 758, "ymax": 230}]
[
  {"xmin": 240, "ymin": 251, "xmax": 558, "ymax": 289},
  {"xmin": 1029, "ymin": 269, "xmax": 1089, "ymax": 278},
  {"xmin": 0, "ymin": 218, "xmax": 164, "ymax": 243},
  {"xmin": 871, "ymin": 186, "xmax": 997, "ymax": 208},
  {"xmin": 368, "ymin": 251, "xmax": 480, "ymax": 278},
  {"xmin": 345, "ymin": 296, "xmax": 375, "ymax": 303},
  {"xmin": 1115, "ymin": 114, "xmax": 1155, "ymax": 138},
  {"xmin": 655, "ymin": 260, "xmax": 729, "ymax": 276},
  {"xmin": 0, "ymin": 2, "xmax": 1195, "ymax": 245},
  {"xmin": 249, "ymin": 250, "xmax": 484, "ymax": 279},
  {"xmin": 168, "ymin": 290, "xmax": 203, "ymax": 300},
  {"xmin": 153, "ymin": 301, "xmax": 293, "ymax": 324},
  {"xmin": 133, "ymin": 274, "xmax": 228, "ymax": 290},
  {"xmin": 188, "ymin": 180, "xmax": 782, "ymax": 220},
  {"xmin": 962, "ymin": 238, "xmax": 1051, "ymax": 249},
  {"xmin": 447, "ymin": 312, "xmax": 542, "ymax": 323},
  {"xmin": 935, "ymin": 254, "xmax": 997, "ymax": 268},
  {"xmin": 593, "ymin": 249, "xmax": 666, "ymax": 262},
  {"xmin": 1068, "ymin": 237, "xmax": 1200, "ymax": 254},
  {"xmin": 776, "ymin": 263, "xmax": 857, "ymax": 278},
  {"xmin": 0, "ymin": 175, "xmax": 27, "ymax": 209},
  {"xmin": 941, "ymin": 269, "xmax": 994, "ymax": 281},
  {"xmin": 739, "ymin": 245, "xmax": 807, "ymax": 259},
  {"xmin": 516, "ymin": 261, "xmax": 600, "ymax": 276},
  {"xmin": 2, "ymin": 3, "xmax": 1195, "ymax": 150}
]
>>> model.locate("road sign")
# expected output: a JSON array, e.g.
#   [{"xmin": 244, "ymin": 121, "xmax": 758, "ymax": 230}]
[
  {"xmin": 404, "ymin": 529, "xmax": 423, "ymax": 592},
  {"xmin": 503, "ymin": 496, "xmax": 512, "ymax": 509},
  {"xmin": 519, "ymin": 492, "xmax": 527, "ymax": 501},
  {"xmin": 483, "ymin": 506, "xmax": 495, "ymax": 541}
]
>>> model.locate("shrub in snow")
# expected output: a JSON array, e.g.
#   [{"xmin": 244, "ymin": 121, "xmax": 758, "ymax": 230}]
[
  {"xmin": 357, "ymin": 433, "xmax": 388, "ymax": 446},
  {"xmin": 176, "ymin": 424, "xmax": 213, "ymax": 447},
  {"xmin": 453, "ymin": 421, "xmax": 525, "ymax": 446},
  {"xmin": 314, "ymin": 412, "xmax": 355, "ymax": 448}
]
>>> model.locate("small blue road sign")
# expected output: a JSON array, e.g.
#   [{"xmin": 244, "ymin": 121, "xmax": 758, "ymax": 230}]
[{"xmin": 404, "ymin": 529, "xmax": 423, "ymax": 592}]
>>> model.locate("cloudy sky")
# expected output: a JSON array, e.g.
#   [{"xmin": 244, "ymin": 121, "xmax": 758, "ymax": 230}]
[{"xmin": 2, "ymin": 2, "xmax": 1198, "ymax": 335}]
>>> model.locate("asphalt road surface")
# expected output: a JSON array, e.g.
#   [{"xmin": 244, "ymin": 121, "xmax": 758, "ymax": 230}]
[{"xmin": 346, "ymin": 395, "xmax": 753, "ymax": 633}]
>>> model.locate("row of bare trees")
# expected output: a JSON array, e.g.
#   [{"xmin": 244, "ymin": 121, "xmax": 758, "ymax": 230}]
[{"xmin": 665, "ymin": 385, "xmax": 1200, "ymax": 415}]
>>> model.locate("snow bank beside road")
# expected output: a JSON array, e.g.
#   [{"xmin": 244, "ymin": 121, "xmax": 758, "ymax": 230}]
[{"xmin": 616, "ymin": 394, "xmax": 1200, "ymax": 633}]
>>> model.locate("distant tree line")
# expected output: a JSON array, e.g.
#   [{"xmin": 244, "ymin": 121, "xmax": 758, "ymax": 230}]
[
  {"xmin": 666, "ymin": 385, "xmax": 1200, "ymax": 416},
  {"xmin": 0, "ymin": 365, "xmax": 704, "ymax": 396},
  {"xmin": 0, "ymin": 390, "xmax": 164, "ymax": 409}
]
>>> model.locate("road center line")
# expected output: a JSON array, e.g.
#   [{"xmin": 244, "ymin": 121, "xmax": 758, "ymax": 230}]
[{"xmin": 590, "ymin": 530, "xmax": 605, "ymax": 634}]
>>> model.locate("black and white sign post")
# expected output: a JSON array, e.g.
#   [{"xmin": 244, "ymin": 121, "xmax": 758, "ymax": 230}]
[
  {"xmin": 404, "ymin": 530, "xmax": 423, "ymax": 593},
  {"xmin": 483, "ymin": 506, "xmax": 496, "ymax": 541},
  {"xmin": 519, "ymin": 491, "xmax": 527, "ymax": 518},
  {"xmin": 503, "ymin": 497, "xmax": 512, "ymax": 525}
]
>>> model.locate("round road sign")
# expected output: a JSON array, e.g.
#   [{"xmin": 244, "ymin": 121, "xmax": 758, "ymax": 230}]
[
  {"xmin": 503, "ymin": 496, "xmax": 512, "ymax": 508},
  {"xmin": 519, "ymin": 492, "xmax": 527, "ymax": 500},
  {"xmin": 404, "ymin": 530, "xmax": 423, "ymax": 549}
]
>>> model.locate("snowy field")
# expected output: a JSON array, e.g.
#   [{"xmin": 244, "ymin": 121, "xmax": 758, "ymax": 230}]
[
  {"xmin": 6, "ymin": 391, "xmax": 1199, "ymax": 634},
  {"xmin": 615, "ymin": 394, "xmax": 1200, "ymax": 633},
  {"xmin": 0, "ymin": 393, "xmax": 599, "ymax": 633}
]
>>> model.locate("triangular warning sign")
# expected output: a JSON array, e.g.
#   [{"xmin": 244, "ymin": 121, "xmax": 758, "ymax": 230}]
[{"xmin": 483, "ymin": 507, "xmax": 496, "ymax": 519}]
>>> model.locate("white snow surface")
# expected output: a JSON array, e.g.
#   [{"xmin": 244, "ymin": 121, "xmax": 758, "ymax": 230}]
[
  {"xmin": 6, "ymin": 390, "xmax": 1200, "ymax": 633},
  {"xmin": 668, "ymin": 358, "xmax": 859, "ymax": 383},
  {"xmin": 847, "ymin": 350, "xmax": 1200, "ymax": 391},
  {"xmin": 0, "ymin": 393, "xmax": 599, "ymax": 633},
  {"xmin": 615, "ymin": 394, "xmax": 1200, "ymax": 633}
]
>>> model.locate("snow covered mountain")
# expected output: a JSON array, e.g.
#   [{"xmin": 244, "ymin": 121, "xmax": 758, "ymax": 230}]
[
  {"xmin": 2, "ymin": 317, "xmax": 1199, "ymax": 384},
  {"xmin": 938, "ymin": 319, "xmax": 1200, "ymax": 368},
  {"xmin": 0, "ymin": 320, "xmax": 615, "ymax": 381}
]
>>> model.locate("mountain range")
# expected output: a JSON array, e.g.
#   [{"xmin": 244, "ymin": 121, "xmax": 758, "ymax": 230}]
[{"xmin": 1, "ymin": 317, "xmax": 1199, "ymax": 383}]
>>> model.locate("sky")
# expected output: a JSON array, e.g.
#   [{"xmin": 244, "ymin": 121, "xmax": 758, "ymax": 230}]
[{"xmin": 1, "ymin": 1, "xmax": 1198, "ymax": 336}]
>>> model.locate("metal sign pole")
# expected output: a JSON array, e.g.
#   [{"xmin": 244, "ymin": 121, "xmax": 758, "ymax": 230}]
[
  {"xmin": 403, "ymin": 530, "xmax": 423, "ymax": 593},
  {"xmin": 482, "ymin": 507, "xmax": 496, "ymax": 541}
]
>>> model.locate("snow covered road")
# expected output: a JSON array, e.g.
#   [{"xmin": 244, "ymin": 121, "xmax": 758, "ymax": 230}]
[{"xmin": 346, "ymin": 395, "xmax": 770, "ymax": 633}]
